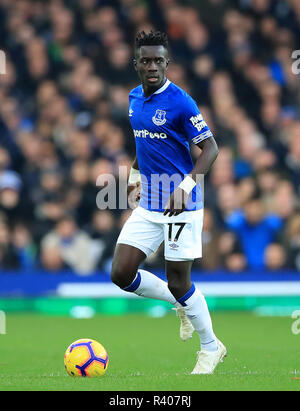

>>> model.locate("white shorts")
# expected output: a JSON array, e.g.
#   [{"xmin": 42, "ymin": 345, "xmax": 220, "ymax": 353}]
[{"xmin": 117, "ymin": 206, "xmax": 203, "ymax": 261}]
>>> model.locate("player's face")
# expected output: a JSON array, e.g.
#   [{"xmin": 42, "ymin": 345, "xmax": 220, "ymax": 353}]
[{"xmin": 134, "ymin": 45, "xmax": 169, "ymax": 91}]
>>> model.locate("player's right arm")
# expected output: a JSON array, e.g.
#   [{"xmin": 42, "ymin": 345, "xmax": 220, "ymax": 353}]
[
  {"xmin": 127, "ymin": 156, "xmax": 141, "ymax": 205},
  {"xmin": 131, "ymin": 156, "xmax": 139, "ymax": 171}
]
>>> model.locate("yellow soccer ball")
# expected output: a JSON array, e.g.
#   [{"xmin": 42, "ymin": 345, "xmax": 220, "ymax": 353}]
[{"xmin": 64, "ymin": 338, "xmax": 109, "ymax": 377}]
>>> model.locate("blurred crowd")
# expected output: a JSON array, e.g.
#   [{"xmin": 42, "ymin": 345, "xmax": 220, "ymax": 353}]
[{"xmin": 0, "ymin": 0, "xmax": 299, "ymax": 275}]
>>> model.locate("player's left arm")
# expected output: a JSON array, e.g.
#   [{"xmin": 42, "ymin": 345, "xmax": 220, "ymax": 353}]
[
  {"xmin": 191, "ymin": 136, "xmax": 219, "ymax": 178},
  {"xmin": 164, "ymin": 137, "xmax": 218, "ymax": 216},
  {"xmin": 164, "ymin": 91, "xmax": 219, "ymax": 217}
]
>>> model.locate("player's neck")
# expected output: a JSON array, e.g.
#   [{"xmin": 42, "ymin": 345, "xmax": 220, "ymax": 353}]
[{"xmin": 143, "ymin": 77, "xmax": 167, "ymax": 98}]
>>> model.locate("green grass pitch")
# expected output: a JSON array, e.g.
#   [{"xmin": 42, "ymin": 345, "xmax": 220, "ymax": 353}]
[{"xmin": 0, "ymin": 311, "xmax": 299, "ymax": 391}]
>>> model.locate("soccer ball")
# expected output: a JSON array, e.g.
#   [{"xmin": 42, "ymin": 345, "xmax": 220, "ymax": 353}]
[{"xmin": 64, "ymin": 338, "xmax": 109, "ymax": 377}]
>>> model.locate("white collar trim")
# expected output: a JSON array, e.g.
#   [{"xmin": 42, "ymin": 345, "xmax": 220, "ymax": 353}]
[
  {"xmin": 142, "ymin": 79, "xmax": 171, "ymax": 96},
  {"xmin": 153, "ymin": 79, "xmax": 171, "ymax": 94}
]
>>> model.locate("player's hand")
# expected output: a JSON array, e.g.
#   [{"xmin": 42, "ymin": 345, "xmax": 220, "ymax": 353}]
[
  {"xmin": 163, "ymin": 187, "xmax": 188, "ymax": 217},
  {"xmin": 127, "ymin": 182, "xmax": 141, "ymax": 209}
]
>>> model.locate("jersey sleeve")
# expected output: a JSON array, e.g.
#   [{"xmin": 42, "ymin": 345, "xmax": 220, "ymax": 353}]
[{"xmin": 179, "ymin": 94, "xmax": 213, "ymax": 145}]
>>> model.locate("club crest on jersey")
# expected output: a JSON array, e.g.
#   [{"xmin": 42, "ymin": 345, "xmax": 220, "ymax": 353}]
[{"xmin": 152, "ymin": 109, "xmax": 166, "ymax": 126}]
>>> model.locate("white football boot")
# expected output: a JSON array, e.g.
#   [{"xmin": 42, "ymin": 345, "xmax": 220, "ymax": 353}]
[
  {"xmin": 173, "ymin": 307, "xmax": 194, "ymax": 341},
  {"xmin": 191, "ymin": 339, "xmax": 227, "ymax": 375}
]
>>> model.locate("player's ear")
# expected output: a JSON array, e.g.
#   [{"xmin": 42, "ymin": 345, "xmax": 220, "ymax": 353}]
[{"xmin": 133, "ymin": 58, "xmax": 137, "ymax": 71}]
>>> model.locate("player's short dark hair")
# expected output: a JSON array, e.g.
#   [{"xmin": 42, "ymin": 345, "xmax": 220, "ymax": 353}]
[{"xmin": 135, "ymin": 30, "xmax": 168, "ymax": 50}]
